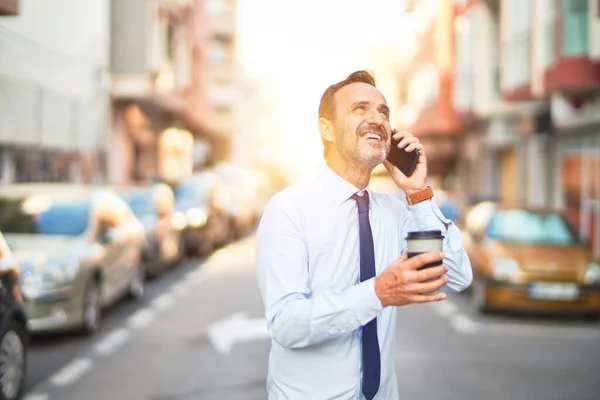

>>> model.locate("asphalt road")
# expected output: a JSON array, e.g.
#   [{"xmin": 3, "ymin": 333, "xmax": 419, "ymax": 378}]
[{"xmin": 24, "ymin": 235, "xmax": 600, "ymax": 400}]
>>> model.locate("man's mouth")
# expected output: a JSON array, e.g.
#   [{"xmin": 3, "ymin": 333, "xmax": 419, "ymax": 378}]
[{"xmin": 362, "ymin": 131, "xmax": 384, "ymax": 142}]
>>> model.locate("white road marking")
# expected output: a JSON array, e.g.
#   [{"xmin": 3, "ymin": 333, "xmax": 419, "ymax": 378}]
[
  {"xmin": 170, "ymin": 280, "xmax": 191, "ymax": 297},
  {"xmin": 127, "ymin": 308, "xmax": 156, "ymax": 330},
  {"xmin": 49, "ymin": 358, "xmax": 94, "ymax": 387},
  {"xmin": 187, "ymin": 270, "xmax": 208, "ymax": 286},
  {"xmin": 206, "ymin": 312, "xmax": 270, "ymax": 355},
  {"xmin": 24, "ymin": 394, "xmax": 49, "ymax": 400},
  {"xmin": 93, "ymin": 328, "xmax": 132, "ymax": 356},
  {"xmin": 450, "ymin": 314, "xmax": 480, "ymax": 334},
  {"xmin": 151, "ymin": 292, "xmax": 176, "ymax": 311},
  {"xmin": 27, "ymin": 264, "xmax": 213, "ymax": 394},
  {"xmin": 185, "ymin": 269, "xmax": 197, "ymax": 279}
]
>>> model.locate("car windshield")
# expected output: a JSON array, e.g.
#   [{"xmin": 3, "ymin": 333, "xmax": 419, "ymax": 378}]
[
  {"xmin": 487, "ymin": 209, "xmax": 579, "ymax": 245},
  {"xmin": 175, "ymin": 177, "xmax": 210, "ymax": 206},
  {"xmin": 0, "ymin": 195, "xmax": 90, "ymax": 236},
  {"xmin": 120, "ymin": 190, "xmax": 155, "ymax": 216}
]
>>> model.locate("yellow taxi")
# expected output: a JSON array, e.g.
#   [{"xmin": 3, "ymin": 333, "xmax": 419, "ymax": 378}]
[{"xmin": 462, "ymin": 202, "xmax": 600, "ymax": 315}]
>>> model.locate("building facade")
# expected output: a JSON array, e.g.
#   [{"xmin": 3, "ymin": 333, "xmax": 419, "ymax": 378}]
[
  {"xmin": 0, "ymin": 0, "xmax": 111, "ymax": 184},
  {"xmin": 204, "ymin": 0, "xmax": 240, "ymax": 164},
  {"xmin": 427, "ymin": 0, "xmax": 600, "ymax": 258},
  {"xmin": 398, "ymin": 0, "xmax": 475, "ymax": 189},
  {"xmin": 109, "ymin": 0, "xmax": 217, "ymax": 185}
]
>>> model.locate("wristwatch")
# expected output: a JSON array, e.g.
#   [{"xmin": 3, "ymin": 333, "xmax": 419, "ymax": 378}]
[{"xmin": 406, "ymin": 186, "xmax": 434, "ymax": 205}]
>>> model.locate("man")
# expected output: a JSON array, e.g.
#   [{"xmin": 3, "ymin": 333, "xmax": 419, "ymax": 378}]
[{"xmin": 256, "ymin": 70, "xmax": 472, "ymax": 399}]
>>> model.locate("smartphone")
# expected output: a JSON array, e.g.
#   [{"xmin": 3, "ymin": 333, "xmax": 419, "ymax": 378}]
[{"xmin": 386, "ymin": 138, "xmax": 420, "ymax": 177}]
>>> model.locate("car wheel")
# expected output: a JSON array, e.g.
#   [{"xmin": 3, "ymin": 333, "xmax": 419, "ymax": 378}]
[
  {"xmin": 82, "ymin": 281, "xmax": 101, "ymax": 335},
  {"xmin": 0, "ymin": 320, "xmax": 27, "ymax": 400},
  {"xmin": 471, "ymin": 278, "xmax": 490, "ymax": 313},
  {"xmin": 129, "ymin": 266, "xmax": 145, "ymax": 300}
]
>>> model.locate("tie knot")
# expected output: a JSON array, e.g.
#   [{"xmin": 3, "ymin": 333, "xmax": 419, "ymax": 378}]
[{"xmin": 353, "ymin": 191, "xmax": 369, "ymax": 213}]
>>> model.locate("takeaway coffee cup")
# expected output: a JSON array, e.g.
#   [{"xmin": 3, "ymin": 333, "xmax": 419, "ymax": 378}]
[{"xmin": 406, "ymin": 230, "xmax": 445, "ymax": 295}]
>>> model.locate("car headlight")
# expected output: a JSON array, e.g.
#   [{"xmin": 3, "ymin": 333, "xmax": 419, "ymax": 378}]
[
  {"xmin": 171, "ymin": 211, "xmax": 187, "ymax": 230},
  {"xmin": 24, "ymin": 259, "xmax": 79, "ymax": 289},
  {"xmin": 493, "ymin": 257, "xmax": 520, "ymax": 280},
  {"xmin": 584, "ymin": 263, "xmax": 600, "ymax": 284},
  {"xmin": 186, "ymin": 208, "xmax": 207, "ymax": 228}
]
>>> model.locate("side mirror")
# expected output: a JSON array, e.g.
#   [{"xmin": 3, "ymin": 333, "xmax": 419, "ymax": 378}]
[{"xmin": 98, "ymin": 227, "xmax": 123, "ymax": 245}]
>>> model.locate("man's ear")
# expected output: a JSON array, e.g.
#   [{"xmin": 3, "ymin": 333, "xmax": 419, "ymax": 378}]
[{"xmin": 318, "ymin": 117, "xmax": 334, "ymax": 144}]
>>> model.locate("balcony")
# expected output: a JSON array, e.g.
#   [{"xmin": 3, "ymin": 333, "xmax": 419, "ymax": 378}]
[
  {"xmin": 543, "ymin": 0, "xmax": 600, "ymax": 93},
  {"xmin": 0, "ymin": 0, "xmax": 18, "ymax": 15}
]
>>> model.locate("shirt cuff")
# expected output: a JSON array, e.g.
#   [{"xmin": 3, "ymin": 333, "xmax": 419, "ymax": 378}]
[
  {"xmin": 410, "ymin": 199, "xmax": 451, "ymax": 229},
  {"xmin": 410, "ymin": 200, "xmax": 463, "ymax": 254},
  {"xmin": 348, "ymin": 277, "xmax": 383, "ymax": 326}
]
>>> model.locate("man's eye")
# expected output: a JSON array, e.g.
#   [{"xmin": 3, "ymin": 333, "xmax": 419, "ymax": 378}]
[{"xmin": 355, "ymin": 105, "xmax": 367, "ymax": 112}]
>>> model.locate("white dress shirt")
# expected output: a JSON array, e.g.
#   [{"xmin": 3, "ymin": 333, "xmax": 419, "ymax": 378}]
[{"xmin": 256, "ymin": 165, "xmax": 473, "ymax": 400}]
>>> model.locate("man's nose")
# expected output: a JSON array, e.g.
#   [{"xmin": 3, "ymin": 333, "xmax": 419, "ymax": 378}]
[{"xmin": 367, "ymin": 109, "xmax": 385, "ymax": 126}]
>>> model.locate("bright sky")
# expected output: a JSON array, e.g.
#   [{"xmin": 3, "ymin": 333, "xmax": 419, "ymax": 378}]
[{"xmin": 237, "ymin": 0, "xmax": 415, "ymax": 180}]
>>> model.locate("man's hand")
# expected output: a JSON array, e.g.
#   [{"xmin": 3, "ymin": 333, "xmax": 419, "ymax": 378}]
[
  {"xmin": 383, "ymin": 130, "xmax": 428, "ymax": 195},
  {"xmin": 374, "ymin": 252, "xmax": 448, "ymax": 306}
]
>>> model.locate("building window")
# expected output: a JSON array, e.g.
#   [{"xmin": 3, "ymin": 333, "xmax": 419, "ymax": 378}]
[
  {"xmin": 544, "ymin": 0, "xmax": 557, "ymax": 66},
  {"xmin": 502, "ymin": 0, "xmax": 531, "ymax": 89},
  {"xmin": 562, "ymin": 0, "xmax": 589, "ymax": 55},
  {"xmin": 454, "ymin": 15, "xmax": 473, "ymax": 110}
]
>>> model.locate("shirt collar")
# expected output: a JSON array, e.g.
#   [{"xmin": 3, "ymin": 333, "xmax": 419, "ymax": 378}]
[{"xmin": 319, "ymin": 164, "xmax": 370, "ymax": 206}]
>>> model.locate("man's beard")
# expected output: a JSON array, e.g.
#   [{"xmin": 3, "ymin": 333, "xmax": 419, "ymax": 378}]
[{"xmin": 349, "ymin": 123, "xmax": 389, "ymax": 167}]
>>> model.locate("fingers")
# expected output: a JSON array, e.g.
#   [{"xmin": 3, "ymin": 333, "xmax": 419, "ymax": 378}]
[
  {"xmin": 392, "ymin": 131, "xmax": 423, "ymax": 153},
  {"xmin": 388, "ymin": 251, "xmax": 408, "ymax": 268},
  {"xmin": 405, "ymin": 141, "xmax": 424, "ymax": 153},
  {"xmin": 411, "ymin": 292, "xmax": 447, "ymax": 303},
  {"xmin": 401, "ymin": 251, "xmax": 445, "ymax": 270},
  {"xmin": 398, "ymin": 137, "xmax": 418, "ymax": 150},
  {"xmin": 411, "ymin": 275, "xmax": 448, "ymax": 295},
  {"xmin": 392, "ymin": 130, "xmax": 412, "ymax": 141},
  {"xmin": 416, "ymin": 264, "xmax": 448, "ymax": 282}
]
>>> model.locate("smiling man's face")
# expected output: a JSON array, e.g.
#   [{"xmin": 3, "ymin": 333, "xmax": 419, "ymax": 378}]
[{"xmin": 329, "ymin": 82, "xmax": 392, "ymax": 168}]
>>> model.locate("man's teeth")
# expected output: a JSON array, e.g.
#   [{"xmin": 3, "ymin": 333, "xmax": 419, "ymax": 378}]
[{"xmin": 365, "ymin": 133, "xmax": 381, "ymax": 141}]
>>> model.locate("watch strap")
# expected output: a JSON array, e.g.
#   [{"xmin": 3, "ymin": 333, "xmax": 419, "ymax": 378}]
[{"xmin": 407, "ymin": 186, "xmax": 434, "ymax": 205}]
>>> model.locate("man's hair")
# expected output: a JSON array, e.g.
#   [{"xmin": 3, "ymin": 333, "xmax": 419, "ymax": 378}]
[{"xmin": 318, "ymin": 70, "xmax": 377, "ymax": 158}]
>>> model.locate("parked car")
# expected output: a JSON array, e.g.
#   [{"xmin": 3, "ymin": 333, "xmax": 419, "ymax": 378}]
[
  {"xmin": 174, "ymin": 172, "xmax": 232, "ymax": 256},
  {"xmin": 212, "ymin": 164, "xmax": 267, "ymax": 239},
  {"xmin": 0, "ymin": 184, "xmax": 147, "ymax": 335},
  {"xmin": 463, "ymin": 201, "xmax": 600, "ymax": 315},
  {"xmin": 0, "ymin": 231, "xmax": 28, "ymax": 400},
  {"xmin": 115, "ymin": 183, "xmax": 183, "ymax": 278}
]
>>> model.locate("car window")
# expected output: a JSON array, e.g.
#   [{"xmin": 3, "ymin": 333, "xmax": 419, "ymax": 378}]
[
  {"xmin": 487, "ymin": 209, "xmax": 579, "ymax": 245},
  {"xmin": 120, "ymin": 189, "xmax": 156, "ymax": 217},
  {"xmin": 0, "ymin": 195, "xmax": 90, "ymax": 236},
  {"xmin": 175, "ymin": 176, "xmax": 211, "ymax": 205}
]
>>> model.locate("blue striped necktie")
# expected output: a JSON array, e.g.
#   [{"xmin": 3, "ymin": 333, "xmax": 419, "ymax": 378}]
[{"xmin": 353, "ymin": 192, "xmax": 380, "ymax": 400}]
